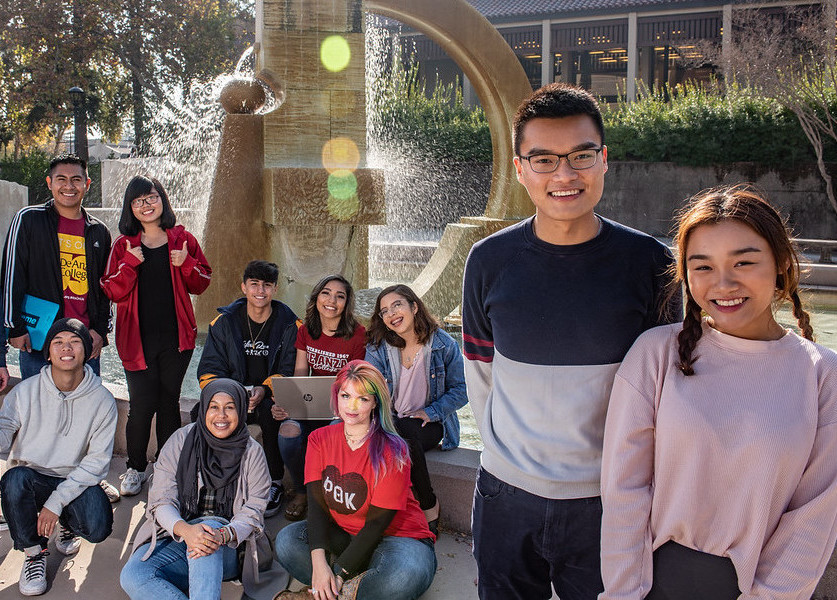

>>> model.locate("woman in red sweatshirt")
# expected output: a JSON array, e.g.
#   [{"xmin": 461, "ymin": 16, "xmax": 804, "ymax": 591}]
[{"xmin": 101, "ymin": 175, "xmax": 211, "ymax": 498}]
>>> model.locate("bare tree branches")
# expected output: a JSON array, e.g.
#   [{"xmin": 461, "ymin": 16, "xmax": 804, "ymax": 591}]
[{"xmin": 707, "ymin": 3, "xmax": 837, "ymax": 217}]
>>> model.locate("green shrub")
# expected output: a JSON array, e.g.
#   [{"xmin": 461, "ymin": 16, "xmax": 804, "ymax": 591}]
[
  {"xmin": 372, "ymin": 67, "xmax": 835, "ymax": 167},
  {"xmin": 370, "ymin": 64, "xmax": 492, "ymax": 162},
  {"xmin": 0, "ymin": 150, "xmax": 52, "ymax": 204},
  {"xmin": 602, "ymin": 81, "xmax": 834, "ymax": 166},
  {"xmin": 0, "ymin": 151, "xmax": 103, "ymax": 206}
]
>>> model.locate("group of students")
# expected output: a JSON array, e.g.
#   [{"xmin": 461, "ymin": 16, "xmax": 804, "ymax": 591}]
[
  {"xmin": 110, "ymin": 243, "xmax": 464, "ymax": 597},
  {"xmin": 0, "ymin": 157, "xmax": 465, "ymax": 598},
  {"xmin": 2, "ymin": 79, "xmax": 837, "ymax": 600}
]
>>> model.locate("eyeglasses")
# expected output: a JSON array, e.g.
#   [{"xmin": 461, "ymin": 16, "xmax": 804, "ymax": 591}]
[
  {"xmin": 519, "ymin": 148, "xmax": 603, "ymax": 173},
  {"xmin": 131, "ymin": 194, "xmax": 161, "ymax": 208},
  {"xmin": 378, "ymin": 300, "xmax": 407, "ymax": 320}
]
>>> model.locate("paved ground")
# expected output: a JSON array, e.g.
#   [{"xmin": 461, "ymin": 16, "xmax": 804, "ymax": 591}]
[{"xmin": 0, "ymin": 458, "xmax": 479, "ymax": 599}]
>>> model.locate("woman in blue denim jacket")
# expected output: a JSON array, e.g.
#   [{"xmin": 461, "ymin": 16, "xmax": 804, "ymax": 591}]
[{"xmin": 365, "ymin": 284, "xmax": 467, "ymax": 534}]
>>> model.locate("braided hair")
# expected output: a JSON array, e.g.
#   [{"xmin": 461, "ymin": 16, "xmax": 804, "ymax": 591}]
[{"xmin": 671, "ymin": 184, "xmax": 813, "ymax": 375}]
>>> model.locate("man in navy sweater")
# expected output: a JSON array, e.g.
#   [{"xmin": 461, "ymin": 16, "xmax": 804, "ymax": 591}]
[{"xmin": 462, "ymin": 83, "xmax": 680, "ymax": 600}]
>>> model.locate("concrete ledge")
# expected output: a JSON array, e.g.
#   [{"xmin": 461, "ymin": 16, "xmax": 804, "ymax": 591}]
[{"xmin": 426, "ymin": 447, "xmax": 479, "ymax": 534}]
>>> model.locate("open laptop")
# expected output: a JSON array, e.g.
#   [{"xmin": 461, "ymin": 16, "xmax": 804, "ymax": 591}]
[{"xmin": 270, "ymin": 376, "xmax": 336, "ymax": 419}]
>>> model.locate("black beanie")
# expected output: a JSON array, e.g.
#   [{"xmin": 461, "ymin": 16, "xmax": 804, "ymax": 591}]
[{"xmin": 43, "ymin": 318, "xmax": 93, "ymax": 363}]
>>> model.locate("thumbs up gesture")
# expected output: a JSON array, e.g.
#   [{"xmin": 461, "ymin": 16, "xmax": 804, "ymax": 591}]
[
  {"xmin": 170, "ymin": 240, "xmax": 188, "ymax": 267},
  {"xmin": 126, "ymin": 239, "xmax": 144, "ymax": 263}
]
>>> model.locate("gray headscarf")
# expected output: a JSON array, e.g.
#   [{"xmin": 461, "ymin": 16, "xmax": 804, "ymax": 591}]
[{"xmin": 175, "ymin": 378, "xmax": 250, "ymax": 520}]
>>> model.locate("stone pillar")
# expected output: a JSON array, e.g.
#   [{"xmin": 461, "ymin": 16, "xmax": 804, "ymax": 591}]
[
  {"xmin": 541, "ymin": 19, "xmax": 552, "ymax": 86},
  {"xmin": 258, "ymin": 0, "xmax": 382, "ymax": 313},
  {"xmin": 195, "ymin": 115, "xmax": 268, "ymax": 328},
  {"xmin": 627, "ymin": 13, "xmax": 638, "ymax": 102}
]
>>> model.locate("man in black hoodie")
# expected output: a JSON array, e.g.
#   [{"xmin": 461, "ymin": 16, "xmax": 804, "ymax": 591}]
[{"xmin": 197, "ymin": 260, "xmax": 298, "ymax": 517}]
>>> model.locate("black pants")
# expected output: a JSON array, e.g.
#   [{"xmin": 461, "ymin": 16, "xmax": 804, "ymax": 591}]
[
  {"xmin": 645, "ymin": 541, "xmax": 740, "ymax": 600},
  {"xmin": 394, "ymin": 416, "xmax": 443, "ymax": 510},
  {"xmin": 124, "ymin": 336, "xmax": 193, "ymax": 472},
  {"xmin": 247, "ymin": 395, "xmax": 283, "ymax": 481}
]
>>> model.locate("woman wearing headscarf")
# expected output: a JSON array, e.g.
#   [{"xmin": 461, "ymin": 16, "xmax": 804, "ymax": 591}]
[{"xmin": 120, "ymin": 378, "xmax": 288, "ymax": 599}]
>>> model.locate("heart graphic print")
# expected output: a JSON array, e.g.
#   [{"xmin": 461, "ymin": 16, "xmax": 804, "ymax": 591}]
[{"xmin": 321, "ymin": 465, "xmax": 369, "ymax": 515}]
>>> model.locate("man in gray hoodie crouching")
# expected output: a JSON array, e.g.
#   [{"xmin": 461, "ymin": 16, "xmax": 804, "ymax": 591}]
[{"xmin": 0, "ymin": 318, "xmax": 117, "ymax": 596}]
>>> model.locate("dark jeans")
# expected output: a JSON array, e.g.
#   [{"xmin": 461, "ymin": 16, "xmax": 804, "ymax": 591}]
[
  {"xmin": 124, "ymin": 340, "xmax": 193, "ymax": 472},
  {"xmin": 645, "ymin": 541, "xmax": 740, "ymax": 600},
  {"xmin": 19, "ymin": 349, "xmax": 100, "ymax": 380},
  {"xmin": 393, "ymin": 416, "xmax": 443, "ymax": 510},
  {"xmin": 0, "ymin": 466, "xmax": 113, "ymax": 551},
  {"xmin": 472, "ymin": 467, "xmax": 603, "ymax": 600},
  {"xmin": 249, "ymin": 395, "xmax": 284, "ymax": 481}
]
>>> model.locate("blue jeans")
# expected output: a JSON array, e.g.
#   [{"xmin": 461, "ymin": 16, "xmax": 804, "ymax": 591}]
[
  {"xmin": 472, "ymin": 467, "xmax": 604, "ymax": 600},
  {"xmin": 0, "ymin": 466, "xmax": 112, "ymax": 551},
  {"xmin": 276, "ymin": 419, "xmax": 331, "ymax": 491},
  {"xmin": 19, "ymin": 349, "xmax": 100, "ymax": 379},
  {"xmin": 275, "ymin": 521, "xmax": 436, "ymax": 600},
  {"xmin": 120, "ymin": 518, "xmax": 239, "ymax": 600}
]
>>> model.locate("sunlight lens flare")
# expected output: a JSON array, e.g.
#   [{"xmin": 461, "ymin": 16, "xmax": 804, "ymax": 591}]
[
  {"xmin": 322, "ymin": 137, "xmax": 360, "ymax": 173},
  {"xmin": 321, "ymin": 36, "xmax": 351, "ymax": 72}
]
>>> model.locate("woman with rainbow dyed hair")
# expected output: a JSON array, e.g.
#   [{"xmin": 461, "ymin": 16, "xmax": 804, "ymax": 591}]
[{"xmin": 273, "ymin": 360, "xmax": 437, "ymax": 600}]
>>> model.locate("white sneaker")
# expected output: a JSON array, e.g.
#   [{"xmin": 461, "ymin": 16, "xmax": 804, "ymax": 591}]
[
  {"xmin": 99, "ymin": 479, "xmax": 121, "ymax": 503},
  {"xmin": 55, "ymin": 524, "xmax": 81, "ymax": 556},
  {"xmin": 19, "ymin": 549, "xmax": 48, "ymax": 596},
  {"xmin": 119, "ymin": 468, "xmax": 146, "ymax": 497}
]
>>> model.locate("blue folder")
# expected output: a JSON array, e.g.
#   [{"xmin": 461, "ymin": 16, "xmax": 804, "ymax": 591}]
[{"xmin": 20, "ymin": 295, "xmax": 60, "ymax": 351}]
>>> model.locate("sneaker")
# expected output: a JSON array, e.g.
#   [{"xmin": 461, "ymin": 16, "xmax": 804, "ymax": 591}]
[
  {"xmin": 264, "ymin": 481, "xmax": 285, "ymax": 518},
  {"xmin": 19, "ymin": 549, "xmax": 48, "ymax": 596},
  {"xmin": 99, "ymin": 479, "xmax": 120, "ymax": 503},
  {"xmin": 119, "ymin": 468, "xmax": 146, "ymax": 497},
  {"xmin": 55, "ymin": 524, "xmax": 81, "ymax": 556}
]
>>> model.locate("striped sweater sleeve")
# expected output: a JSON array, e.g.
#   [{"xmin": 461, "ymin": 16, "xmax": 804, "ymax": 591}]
[{"xmin": 462, "ymin": 245, "xmax": 493, "ymax": 426}]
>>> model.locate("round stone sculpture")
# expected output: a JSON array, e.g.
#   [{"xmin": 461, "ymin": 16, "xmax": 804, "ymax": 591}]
[{"xmin": 219, "ymin": 78, "xmax": 266, "ymax": 114}]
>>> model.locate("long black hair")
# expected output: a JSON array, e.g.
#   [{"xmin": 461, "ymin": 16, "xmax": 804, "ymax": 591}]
[
  {"xmin": 304, "ymin": 274, "xmax": 359, "ymax": 339},
  {"xmin": 118, "ymin": 175, "xmax": 177, "ymax": 236}
]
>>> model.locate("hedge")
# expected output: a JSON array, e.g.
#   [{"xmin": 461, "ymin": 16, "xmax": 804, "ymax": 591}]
[
  {"xmin": 0, "ymin": 151, "xmax": 102, "ymax": 206},
  {"xmin": 371, "ymin": 70, "xmax": 834, "ymax": 166}
]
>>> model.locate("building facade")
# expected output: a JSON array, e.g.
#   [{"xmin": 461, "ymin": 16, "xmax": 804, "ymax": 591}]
[{"xmin": 395, "ymin": 0, "xmax": 822, "ymax": 103}]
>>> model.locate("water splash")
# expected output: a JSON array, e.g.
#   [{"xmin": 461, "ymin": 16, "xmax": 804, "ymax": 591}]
[
  {"xmin": 108, "ymin": 46, "xmax": 280, "ymax": 239},
  {"xmin": 234, "ymin": 45, "xmax": 255, "ymax": 75},
  {"xmin": 364, "ymin": 16, "xmax": 490, "ymax": 282}
]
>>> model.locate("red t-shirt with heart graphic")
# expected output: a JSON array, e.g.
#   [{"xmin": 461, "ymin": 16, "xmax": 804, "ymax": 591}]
[{"xmin": 305, "ymin": 423, "xmax": 434, "ymax": 541}]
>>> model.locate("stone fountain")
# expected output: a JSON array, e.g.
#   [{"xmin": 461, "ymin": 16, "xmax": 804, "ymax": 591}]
[{"xmin": 193, "ymin": 0, "xmax": 534, "ymax": 326}]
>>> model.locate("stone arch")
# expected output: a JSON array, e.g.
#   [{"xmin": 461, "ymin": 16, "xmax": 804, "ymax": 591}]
[
  {"xmin": 365, "ymin": 0, "xmax": 534, "ymax": 317},
  {"xmin": 365, "ymin": 0, "xmax": 534, "ymax": 220}
]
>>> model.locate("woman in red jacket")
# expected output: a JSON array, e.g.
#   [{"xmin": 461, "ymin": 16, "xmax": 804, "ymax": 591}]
[{"xmin": 101, "ymin": 175, "xmax": 211, "ymax": 497}]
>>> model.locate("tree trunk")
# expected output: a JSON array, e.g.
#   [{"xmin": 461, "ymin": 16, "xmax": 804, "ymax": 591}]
[
  {"xmin": 797, "ymin": 110, "xmax": 837, "ymax": 218},
  {"xmin": 71, "ymin": 0, "xmax": 89, "ymax": 163},
  {"xmin": 132, "ymin": 71, "xmax": 146, "ymax": 155},
  {"xmin": 127, "ymin": 0, "xmax": 146, "ymax": 156}
]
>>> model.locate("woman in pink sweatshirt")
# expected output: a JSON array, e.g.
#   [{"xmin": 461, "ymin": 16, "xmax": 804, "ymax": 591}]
[{"xmin": 601, "ymin": 184, "xmax": 837, "ymax": 600}]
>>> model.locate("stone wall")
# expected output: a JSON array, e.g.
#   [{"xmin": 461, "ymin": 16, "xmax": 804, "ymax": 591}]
[
  {"xmin": 0, "ymin": 180, "xmax": 28, "ymax": 239},
  {"xmin": 599, "ymin": 161, "xmax": 837, "ymax": 239},
  {"xmin": 381, "ymin": 160, "xmax": 837, "ymax": 242}
]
